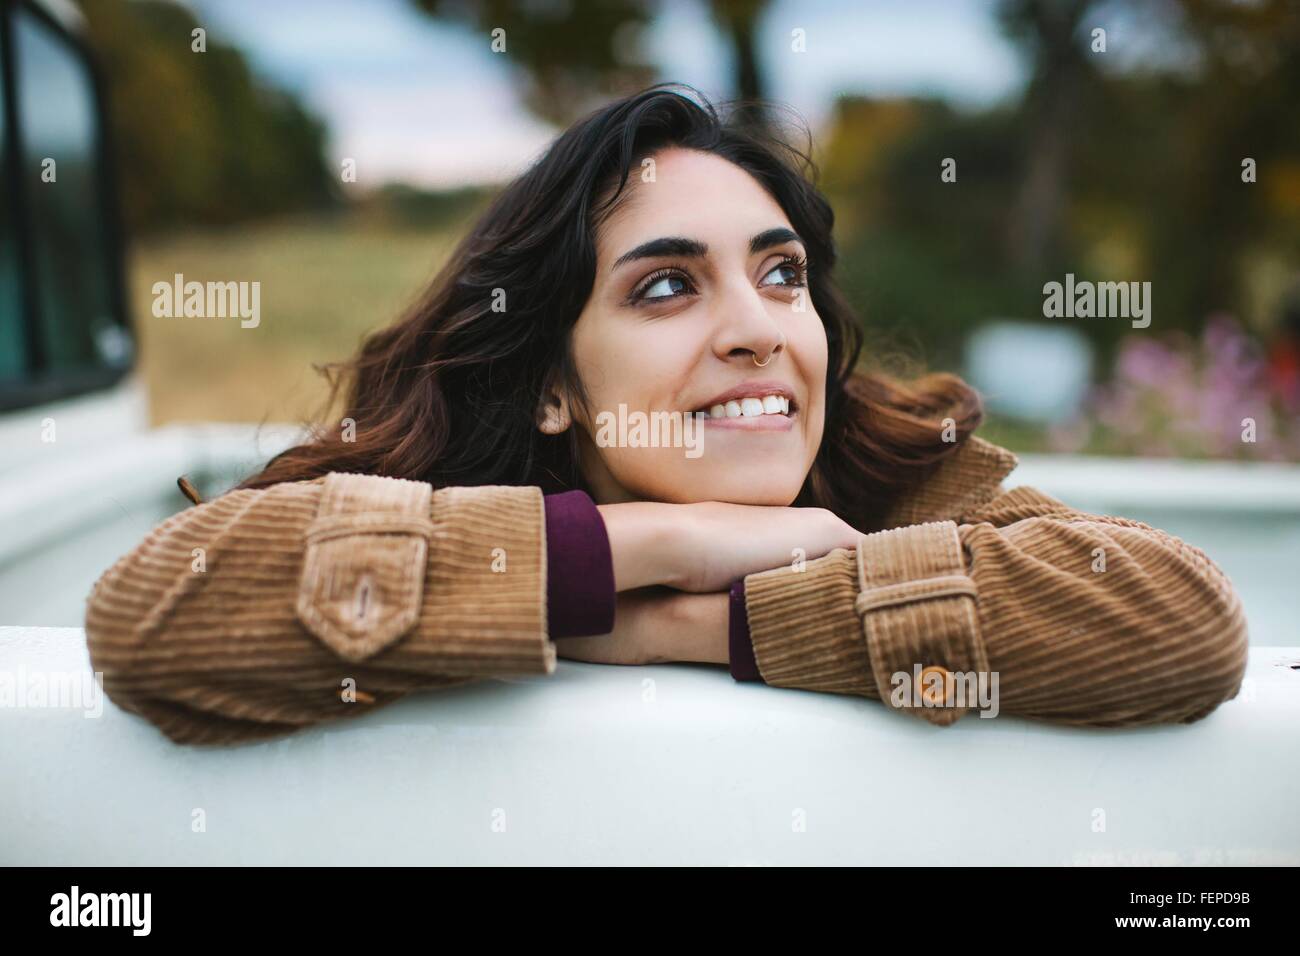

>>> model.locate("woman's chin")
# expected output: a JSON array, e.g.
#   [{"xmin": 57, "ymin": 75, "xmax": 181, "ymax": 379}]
[
  {"xmin": 652, "ymin": 478, "xmax": 803, "ymax": 507},
  {"xmin": 594, "ymin": 458, "xmax": 809, "ymax": 507}
]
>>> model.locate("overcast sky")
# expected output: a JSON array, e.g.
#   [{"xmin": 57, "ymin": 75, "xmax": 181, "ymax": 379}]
[{"xmin": 184, "ymin": 0, "xmax": 1026, "ymax": 189}]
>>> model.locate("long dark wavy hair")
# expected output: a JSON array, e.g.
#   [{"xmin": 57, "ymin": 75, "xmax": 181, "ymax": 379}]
[{"xmin": 240, "ymin": 84, "xmax": 981, "ymax": 532}]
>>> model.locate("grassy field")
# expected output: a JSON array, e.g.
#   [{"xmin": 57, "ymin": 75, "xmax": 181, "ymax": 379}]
[{"xmin": 129, "ymin": 213, "xmax": 465, "ymax": 426}]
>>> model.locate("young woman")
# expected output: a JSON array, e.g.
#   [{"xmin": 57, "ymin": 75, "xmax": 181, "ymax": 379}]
[{"xmin": 85, "ymin": 86, "xmax": 1249, "ymax": 745}]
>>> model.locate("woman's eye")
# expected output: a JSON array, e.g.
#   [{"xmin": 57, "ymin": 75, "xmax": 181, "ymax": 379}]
[
  {"xmin": 641, "ymin": 273, "xmax": 689, "ymax": 300},
  {"xmin": 759, "ymin": 259, "xmax": 806, "ymax": 288}
]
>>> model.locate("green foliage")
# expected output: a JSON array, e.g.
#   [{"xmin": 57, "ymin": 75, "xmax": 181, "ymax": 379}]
[
  {"xmin": 819, "ymin": 0, "xmax": 1300, "ymax": 373},
  {"xmin": 75, "ymin": 0, "xmax": 337, "ymax": 235},
  {"xmin": 411, "ymin": 0, "xmax": 657, "ymax": 125}
]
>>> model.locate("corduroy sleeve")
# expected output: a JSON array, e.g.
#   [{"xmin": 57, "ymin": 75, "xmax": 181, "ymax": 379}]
[
  {"xmin": 742, "ymin": 486, "xmax": 1249, "ymax": 729},
  {"xmin": 85, "ymin": 473, "xmax": 555, "ymax": 745}
]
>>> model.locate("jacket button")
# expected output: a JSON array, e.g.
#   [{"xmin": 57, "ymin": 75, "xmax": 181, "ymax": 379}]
[{"xmin": 916, "ymin": 665, "xmax": 953, "ymax": 707}]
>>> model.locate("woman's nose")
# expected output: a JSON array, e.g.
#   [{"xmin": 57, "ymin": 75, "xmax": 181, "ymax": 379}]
[{"xmin": 714, "ymin": 286, "xmax": 786, "ymax": 365}]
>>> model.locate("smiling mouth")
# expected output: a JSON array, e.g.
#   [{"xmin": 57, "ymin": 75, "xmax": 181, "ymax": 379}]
[
  {"xmin": 698, "ymin": 393, "xmax": 792, "ymax": 419},
  {"xmin": 691, "ymin": 390, "xmax": 790, "ymax": 416},
  {"xmin": 687, "ymin": 392, "xmax": 797, "ymax": 431}
]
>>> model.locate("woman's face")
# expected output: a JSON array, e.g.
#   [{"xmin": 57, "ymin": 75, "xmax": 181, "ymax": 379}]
[{"xmin": 562, "ymin": 147, "xmax": 828, "ymax": 506}]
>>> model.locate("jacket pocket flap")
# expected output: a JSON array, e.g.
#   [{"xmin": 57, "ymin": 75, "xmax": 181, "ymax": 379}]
[{"xmin": 296, "ymin": 473, "xmax": 434, "ymax": 662}]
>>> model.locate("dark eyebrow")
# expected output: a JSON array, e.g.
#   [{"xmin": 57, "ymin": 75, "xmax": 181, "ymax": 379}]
[
  {"xmin": 612, "ymin": 236, "xmax": 708, "ymax": 271},
  {"xmin": 610, "ymin": 228, "xmax": 804, "ymax": 272},
  {"xmin": 750, "ymin": 227, "xmax": 803, "ymax": 254}
]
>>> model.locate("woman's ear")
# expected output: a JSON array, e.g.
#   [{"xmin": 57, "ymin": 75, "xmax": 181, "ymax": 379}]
[{"xmin": 535, "ymin": 386, "xmax": 573, "ymax": 435}]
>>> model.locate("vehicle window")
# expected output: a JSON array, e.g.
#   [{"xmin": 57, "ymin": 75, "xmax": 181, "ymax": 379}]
[
  {"xmin": 0, "ymin": 32, "xmax": 23, "ymax": 382},
  {"xmin": 6, "ymin": 4, "xmax": 130, "ymax": 394}
]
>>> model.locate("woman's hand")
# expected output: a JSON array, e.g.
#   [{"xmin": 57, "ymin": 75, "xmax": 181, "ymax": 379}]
[
  {"xmin": 598, "ymin": 500, "xmax": 862, "ymax": 594},
  {"xmin": 555, "ymin": 588, "xmax": 730, "ymax": 666}
]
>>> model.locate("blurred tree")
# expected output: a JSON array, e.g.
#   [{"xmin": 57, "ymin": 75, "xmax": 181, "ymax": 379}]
[
  {"xmin": 708, "ymin": 0, "xmax": 770, "ymax": 114},
  {"xmin": 998, "ymin": 0, "xmax": 1098, "ymax": 276},
  {"xmin": 75, "ymin": 0, "xmax": 337, "ymax": 235},
  {"xmin": 820, "ymin": 0, "xmax": 1300, "ymax": 376},
  {"xmin": 1158, "ymin": 0, "xmax": 1300, "ymax": 322},
  {"xmin": 997, "ymin": 0, "xmax": 1300, "ymax": 328},
  {"xmin": 411, "ymin": 0, "xmax": 773, "ymax": 125},
  {"xmin": 821, "ymin": 96, "xmax": 1028, "ymax": 369},
  {"xmin": 411, "ymin": 0, "xmax": 657, "ymax": 125}
]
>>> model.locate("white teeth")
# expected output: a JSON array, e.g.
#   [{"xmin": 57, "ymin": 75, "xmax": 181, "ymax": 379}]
[{"xmin": 706, "ymin": 394, "xmax": 791, "ymax": 418}]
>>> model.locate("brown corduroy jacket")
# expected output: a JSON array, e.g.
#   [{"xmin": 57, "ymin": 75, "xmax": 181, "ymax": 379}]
[{"xmin": 83, "ymin": 436, "xmax": 1250, "ymax": 745}]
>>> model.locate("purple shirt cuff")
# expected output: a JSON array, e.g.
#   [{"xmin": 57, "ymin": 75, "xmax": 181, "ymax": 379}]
[
  {"xmin": 728, "ymin": 579, "xmax": 764, "ymax": 682},
  {"xmin": 543, "ymin": 490, "xmax": 616, "ymax": 638}
]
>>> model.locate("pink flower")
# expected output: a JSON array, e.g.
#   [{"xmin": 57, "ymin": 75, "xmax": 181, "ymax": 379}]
[{"xmin": 1084, "ymin": 314, "xmax": 1295, "ymax": 460}]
